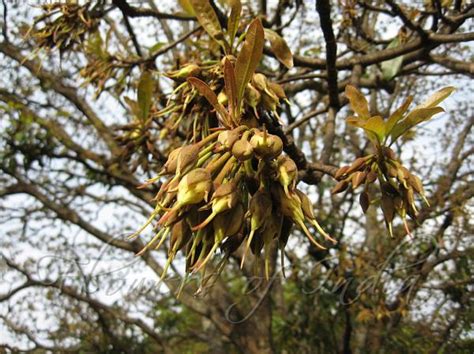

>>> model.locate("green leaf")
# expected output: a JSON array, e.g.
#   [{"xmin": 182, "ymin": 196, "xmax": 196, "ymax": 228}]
[
  {"xmin": 416, "ymin": 86, "xmax": 455, "ymax": 109},
  {"xmin": 189, "ymin": 0, "xmax": 225, "ymax": 44},
  {"xmin": 345, "ymin": 85, "xmax": 370, "ymax": 119},
  {"xmin": 381, "ymin": 37, "xmax": 404, "ymax": 81},
  {"xmin": 137, "ymin": 70, "xmax": 153, "ymax": 121},
  {"xmin": 385, "ymin": 96, "xmax": 413, "ymax": 136},
  {"xmin": 187, "ymin": 77, "xmax": 230, "ymax": 127},
  {"xmin": 178, "ymin": 0, "xmax": 196, "ymax": 15},
  {"xmin": 264, "ymin": 29, "xmax": 293, "ymax": 69},
  {"xmin": 227, "ymin": 0, "xmax": 241, "ymax": 49},
  {"xmin": 390, "ymin": 107, "xmax": 444, "ymax": 142},
  {"xmin": 148, "ymin": 42, "xmax": 165, "ymax": 54},
  {"xmin": 346, "ymin": 115, "xmax": 367, "ymax": 129},
  {"xmin": 235, "ymin": 18, "xmax": 264, "ymax": 106},
  {"xmin": 363, "ymin": 115, "xmax": 385, "ymax": 143}
]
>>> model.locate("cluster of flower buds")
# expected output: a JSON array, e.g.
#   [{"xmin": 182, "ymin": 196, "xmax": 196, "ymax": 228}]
[
  {"xmin": 30, "ymin": 2, "xmax": 98, "ymax": 52},
  {"xmin": 132, "ymin": 125, "xmax": 334, "ymax": 287},
  {"xmin": 130, "ymin": 17, "xmax": 334, "ymax": 290},
  {"xmin": 332, "ymin": 146, "xmax": 428, "ymax": 237},
  {"xmin": 155, "ymin": 61, "xmax": 288, "ymax": 139}
]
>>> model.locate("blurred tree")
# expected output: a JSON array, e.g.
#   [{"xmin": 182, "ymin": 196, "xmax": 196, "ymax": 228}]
[{"xmin": 0, "ymin": 1, "xmax": 473, "ymax": 353}]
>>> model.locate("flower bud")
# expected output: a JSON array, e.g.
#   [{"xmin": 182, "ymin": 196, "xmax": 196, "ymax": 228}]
[
  {"xmin": 250, "ymin": 131, "xmax": 283, "ymax": 160},
  {"xmin": 214, "ymin": 203, "xmax": 244, "ymax": 242},
  {"xmin": 267, "ymin": 82, "xmax": 287, "ymax": 100},
  {"xmin": 176, "ymin": 144, "xmax": 200, "ymax": 175},
  {"xmin": 160, "ymin": 146, "xmax": 182, "ymax": 175},
  {"xmin": 295, "ymin": 189, "xmax": 314, "ymax": 221},
  {"xmin": 241, "ymin": 189, "xmax": 272, "ymax": 267},
  {"xmin": 277, "ymin": 155, "xmax": 298, "ymax": 196},
  {"xmin": 366, "ymin": 170, "xmax": 378, "ymax": 184},
  {"xmin": 334, "ymin": 165, "xmax": 350, "ymax": 180},
  {"xmin": 170, "ymin": 219, "xmax": 192, "ymax": 254},
  {"xmin": 296, "ymin": 189, "xmax": 336, "ymax": 244},
  {"xmin": 217, "ymin": 90, "xmax": 228, "ymax": 106},
  {"xmin": 221, "ymin": 232, "xmax": 244, "ymax": 255},
  {"xmin": 331, "ymin": 180, "xmax": 349, "ymax": 194},
  {"xmin": 176, "ymin": 168, "xmax": 212, "ymax": 208},
  {"xmin": 248, "ymin": 190, "xmax": 273, "ymax": 232},
  {"xmin": 386, "ymin": 163, "xmax": 398, "ymax": 178},
  {"xmin": 351, "ymin": 170, "xmax": 367, "ymax": 189},
  {"xmin": 192, "ymin": 181, "xmax": 239, "ymax": 231},
  {"xmin": 252, "ymin": 73, "xmax": 268, "ymax": 91},
  {"xmin": 232, "ymin": 138, "xmax": 254, "ymax": 161},
  {"xmin": 275, "ymin": 186, "xmax": 326, "ymax": 249},
  {"xmin": 382, "ymin": 146, "xmax": 397, "ymax": 161},
  {"xmin": 359, "ymin": 191, "xmax": 370, "ymax": 213},
  {"xmin": 244, "ymin": 83, "xmax": 262, "ymax": 116},
  {"xmin": 381, "ymin": 193, "xmax": 395, "ymax": 237},
  {"xmin": 346, "ymin": 155, "xmax": 373, "ymax": 175},
  {"xmin": 166, "ymin": 63, "xmax": 200, "ymax": 80},
  {"xmin": 262, "ymin": 213, "xmax": 282, "ymax": 279},
  {"xmin": 217, "ymin": 129, "xmax": 240, "ymax": 151},
  {"xmin": 262, "ymin": 91, "xmax": 279, "ymax": 112}
]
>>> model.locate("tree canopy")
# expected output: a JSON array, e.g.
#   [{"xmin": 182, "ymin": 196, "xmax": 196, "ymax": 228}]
[{"xmin": 0, "ymin": 1, "xmax": 473, "ymax": 353}]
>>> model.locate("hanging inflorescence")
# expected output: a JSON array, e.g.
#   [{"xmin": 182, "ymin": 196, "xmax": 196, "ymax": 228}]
[
  {"xmin": 130, "ymin": 17, "xmax": 335, "ymax": 288},
  {"xmin": 332, "ymin": 85, "xmax": 455, "ymax": 236}
]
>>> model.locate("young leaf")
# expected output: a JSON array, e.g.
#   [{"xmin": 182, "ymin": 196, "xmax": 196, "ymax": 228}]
[
  {"xmin": 137, "ymin": 70, "xmax": 153, "ymax": 121},
  {"xmin": 381, "ymin": 37, "xmax": 404, "ymax": 81},
  {"xmin": 178, "ymin": 0, "xmax": 196, "ymax": 15},
  {"xmin": 390, "ymin": 107, "xmax": 444, "ymax": 142},
  {"xmin": 189, "ymin": 0, "xmax": 225, "ymax": 44},
  {"xmin": 223, "ymin": 57, "xmax": 239, "ymax": 123},
  {"xmin": 346, "ymin": 116, "xmax": 367, "ymax": 129},
  {"xmin": 227, "ymin": 0, "xmax": 241, "ymax": 49},
  {"xmin": 235, "ymin": 18, "xmax": 264, "ymax": 105},
  {"xmin": 345, "ymin": 85, "xmax": 370, "ymax": 119},
  {"xmin": 363, "ymin": 115, "xmax": 385, "ymax": 143},
  {"xmin": 187, "ymin": 77, "xmax": 231, "ymax": 127},
  {"xmin": 385, "ymin": 96, "xmax": 413, "ymax": 136},
  {"xmin": 416, "ymin": 86, "xmax": 455, "ymax": 109},
  {"xmin": 264, "ymin": 29, "xmax": 294, "ymax": 69},
  {"xmin": 124, "ymin": 96, "xmax": 140, "ymax": 119}
]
